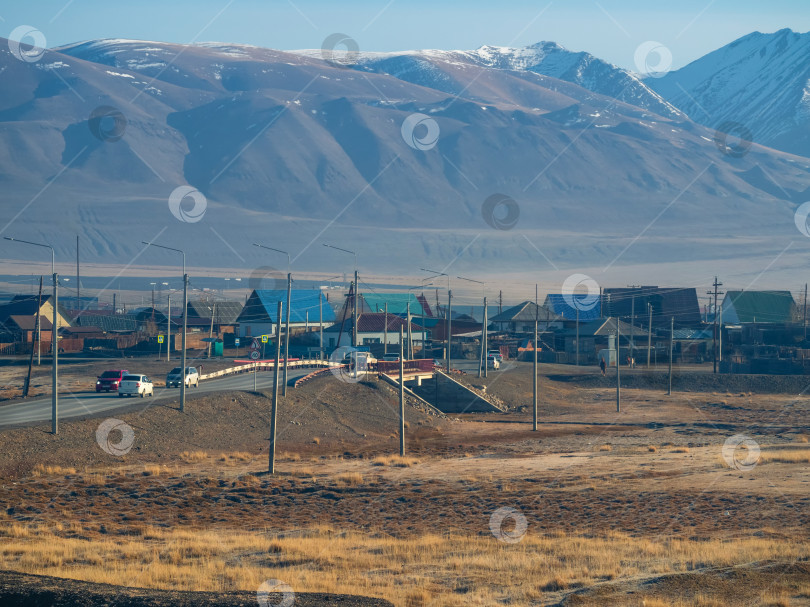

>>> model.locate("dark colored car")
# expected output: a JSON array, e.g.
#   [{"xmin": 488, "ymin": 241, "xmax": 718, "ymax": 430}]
[{"xmin": 96, "ymin": 369, "xmax": 129, "ymax": 393}]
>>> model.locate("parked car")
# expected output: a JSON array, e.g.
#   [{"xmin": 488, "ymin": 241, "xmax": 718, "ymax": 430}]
[
  {"xmin": 486, "ymin": 354, "xmax": 500, "ymax": 370},
  {"xmin": 487, "ymin": 350, "xmax": 503, "ymax": 363},
  {"xmin": 382, "ymin": 354, "xmax": 400, "ymax": 362},
  {"xmin": 118, "ymin": 374, "xmax": 154, "ymax": 398},
  {"xmin": 166, "ymin": 366, "xmax": 199, "ymax": 388},
  {"xmin": 96, "ymin": 369, "xmax": 129, "ymax": 393}
]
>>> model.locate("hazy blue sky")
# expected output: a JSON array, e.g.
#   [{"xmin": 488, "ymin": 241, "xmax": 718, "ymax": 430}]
[{"xmin": 2, "ymin": 0, "xmax": 808, "ymax": 70}]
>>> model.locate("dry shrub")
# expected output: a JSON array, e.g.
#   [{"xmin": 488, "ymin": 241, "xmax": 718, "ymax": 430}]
[
  {"xmin": 371, "ymin": 456, "xmax": 420, "ymax": 468},
  {"xmin": 648, "ymin": 446, "xmax": 658, "ymax": 453},
  {"xmin": 218, "ymin": 452, "xmax": 253, "ymax": 464},
  {"xmin": 179, "ymin": 451, "xmax": 207, "ymax": 463},
  {"xmin": 671, "ymin": 447, "xmax": 690, "ymax": 453},
  {"xmin": 797, "ymin": 435, "xmax": 809, "ymax": 444},
  {"xmin": 405, "ymin": 589, "xmax": 431, "ymax": 607},
  {"xmin": 598, "ymin": 444, "xmax": 612, "ymax": 452},
  {"xmin": 142, "ymin": 464, "xmax": 164, "ymax": 477},
  {"xmin": 334, "ymin": 472, "xmax": 364, "ymax": 487},
  {"xmin": 312, "ymin": 437, "xmax": 320, "ymax": 445},
  {"xmin": 31, "ymin": 464, "xmax": 76, "ymax": 477}
]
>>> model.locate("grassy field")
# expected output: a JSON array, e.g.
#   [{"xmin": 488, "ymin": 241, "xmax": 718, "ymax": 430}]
[{"xmin": 2, "ymin": 363, "xmax": 810, "ymax": 605}]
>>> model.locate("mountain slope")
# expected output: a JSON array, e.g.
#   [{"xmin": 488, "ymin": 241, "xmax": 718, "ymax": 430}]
[
  {"xmin": 331, "ymin": 42, "xmax": 684, "ymax": 120},
  {"xmin": 0, "ymin": 37, "xmax": 808, "ymax": 283},
  {"xmin": 649, "ymin": 28, "xmax": 810, "ymax": 158}
]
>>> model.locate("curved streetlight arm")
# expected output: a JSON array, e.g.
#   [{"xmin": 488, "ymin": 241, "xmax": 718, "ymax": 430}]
[{"xmin": 4, "ymin": 237, "xmax": 54, "ymax": 274}]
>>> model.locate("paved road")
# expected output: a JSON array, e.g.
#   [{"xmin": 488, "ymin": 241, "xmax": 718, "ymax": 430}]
[{"xmin": 0, "ymin": 368, "xmax": 312, "ymax": 428}]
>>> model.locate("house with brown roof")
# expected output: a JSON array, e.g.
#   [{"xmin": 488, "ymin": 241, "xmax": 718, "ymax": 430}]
[{"xmin": 321, "ymin": 313, "xmax": 426, "ymax": 350}]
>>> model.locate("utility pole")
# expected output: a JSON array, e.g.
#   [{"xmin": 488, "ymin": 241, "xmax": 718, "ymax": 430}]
[
  {"xmin": 319, "ymin": 292, "xmax": 324, "ymax": 360},
  {"xmin": 804, "ymin": 283, "xmax": 807, "ymax": 340},
  {"xmin": 283, "ymin": 273, "xmax": 291, "ymax": 397},
  {"xmin": 498, "ymin": 290, "xmax": 502, "ymax": 315},
  {"xmin": 384, "ymin": 302, "xmax": 388, "ymax": 356},
  {"xmin": 399, "ymin": 327, "xmax": 405, "ymax": 457},
  {"xmin": 708, "ymin": 277, "xmax": 724, "ymax": 374},
  {"xmin": 207, "ymin": 303, "xmax": 215, "ymax": 358},
  {"xmin": 75, "ymin": 235, "xmax": 80, "ymax": 315},
  {"xmin": 477, "ymin": 300, "xmax": 485, "ymax": 378},
  {"xmin": 446, "ymin": 289, "xmax": 452, "ymax": 374},
  {"xmin": 616, "ymin": 319, "xmax": 620, "ymax": 413},
  {"xmin": 23, "ymin": 276, "xmax": 42, "ymax": 398},
  {"xmin": 353, "ymin": 270, "xmax": 358, "ymax": 349},
  {"xmin": 718, "ymin": 304, "xmax": 723, "ymax": 365},
  {"xmin": 166, "ymin": 294, "xmax": 171, "ymax": 362},
  {"xmin": 533, "ymin": 319, "xmax": 538, "ymax": 431},
  {"xmin": 406, "ymin": 302, "xmax": 412, "ymax": 360},
  {"xmin": 668, "ymin": 316, "xmax": 674, "ymax": 395},
  {"xmin": 647, "ymin": 302, "xmax": 653, "ymax": 368},
  {"xmin": 482, "ymin": 297, "xmax": 489, "ymax": 379},
  {"xmin": 629, "ymin": 289, "xmax": 637, "ymax": 364},
  {"xmin": 52, "ymin": 271, "xmax": 59, "ymax": 433},
  {"xmin": 575, "ymin": 305, "xmax": 580, "ymax": 366},
  {"xmin": 181, "ymin": 273, "xmax": 188, "ymax": 412},
  {"xmin": 269, "ymin": 301, "xmax": 282, "ymax": 474}
]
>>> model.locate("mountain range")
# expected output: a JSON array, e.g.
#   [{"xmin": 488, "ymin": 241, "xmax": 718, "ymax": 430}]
[{"xmin": 0, "ymin": 30, "xmax": 808, "ymax": 288}]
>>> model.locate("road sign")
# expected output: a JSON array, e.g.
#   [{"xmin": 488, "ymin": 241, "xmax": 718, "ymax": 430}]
[
  {"xmin": 249, "ymin": 350, "xmax": 260, "ymax": 360},
  {"xmin": 157, "ymin": 335, "xmax": 164, "ymax": 344},
  {"xmin": 249, "ymin": 339, "xmax": 260, "ymax": 351},
  {"xmin": 234, "ymin": 338, "xmax": 240, "ymax": 346},
  {"xmin": 261, "ymin": 335, "xmax": 268, "ymax": 343}
]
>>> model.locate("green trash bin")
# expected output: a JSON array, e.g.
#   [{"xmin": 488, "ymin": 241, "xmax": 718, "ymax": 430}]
[{"xmin": 211, "ymin": 340, "xmax": 223, "ymax": 357}]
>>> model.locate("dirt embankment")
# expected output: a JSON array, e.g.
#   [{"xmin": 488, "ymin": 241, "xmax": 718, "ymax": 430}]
[
  {"xmin": 549, "ymin": 369, "xmax": 810, "ymax": 394},
  {"xmin": 0, "ymin": 570, "xmax": 393, "ymax": 606}
]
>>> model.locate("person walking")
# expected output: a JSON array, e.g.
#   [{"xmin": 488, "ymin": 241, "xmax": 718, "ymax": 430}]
[{"xmin": 599, "ymin": 356, "xmax": 606, "ymax": 376}]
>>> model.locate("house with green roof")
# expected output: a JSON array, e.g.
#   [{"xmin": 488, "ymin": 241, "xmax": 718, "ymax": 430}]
[
  {"xmin": 721, "ymin": 291, "xmax": 798, "ymax": 324},
  {"xmin": 359, "ymin": 293, "xmax": 433, "ymax": 318}
]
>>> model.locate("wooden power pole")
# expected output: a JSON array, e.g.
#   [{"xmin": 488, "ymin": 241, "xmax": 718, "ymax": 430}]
[{"xmin": 708, "ymin": 277, "xmax": 724, "ymax": 374}]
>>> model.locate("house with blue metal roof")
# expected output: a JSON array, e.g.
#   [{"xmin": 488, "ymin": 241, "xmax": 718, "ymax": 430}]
[
  {"xmin": 237, "ymin": 289, "xmax": 336, "ymax": 339},
  {"xmin": 544, "ymin": 294, "xmax": 602, "ymax": 322}
]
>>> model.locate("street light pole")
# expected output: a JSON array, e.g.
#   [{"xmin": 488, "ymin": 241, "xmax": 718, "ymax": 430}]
[
  {"xmin": 421, "ymin": 268, "xmax": 450, "ymax": 372},
  {"xmin": 253, "ymin": 244, "xmax": 292, "ymax": 397},
  {"xmin": 324, "ymin": 244, "xmax": 358, "ymax": 348},
  {"xmin": 5, "ymin": 237, "xmax": 58, "ymax": 434},
  {"xmin": 457, "ymin": 276, "xmax": 485, "ymax": 378},
  {"xmin": 141, "ymin": 241, "xmax": 187, "ymax": 411}
]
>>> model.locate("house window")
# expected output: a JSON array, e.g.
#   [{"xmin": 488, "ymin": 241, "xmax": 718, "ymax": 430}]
[
  {"xmin": 363, "ymin": 337, "xmax": 381, "ymax": 345},
  {"xmin": 246, "ymin": 326, "xmax": 252, "ymax": 337}
]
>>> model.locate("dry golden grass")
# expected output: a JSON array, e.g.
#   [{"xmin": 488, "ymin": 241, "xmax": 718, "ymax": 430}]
[
  {"xmin": 648, "ymin": 445, "xmax": 658, "ymax": 453},
  {"xmin": 217, "ymin": 451, "xmax": 253, "ymax": 464},
  {"xmin": 31, "ymin": 464, "xmax": 76, "ymax": 477},
  {"xmin": 598, "ymin": 444, "xmax": 612, "ymax": 452},
  {"xmin": 671, "ymin": 447, "xmax": 690, "ymax": 453},
  {"xmin": 1, "ymin": 524, "xmax": 807, "ymax": 607},
  {"xmin": 333, "ymin": 472, "xmax": 364, "ymax": 487},
  {"xmin": 179, "ymin": 451, "xmax": 208, "ymax": 463},
  {"xmin": 371, "ymin": 455, "xmax": 420, "ymax": 468},
  {"xmin": 759, "ymin": 448, "xmax": 810, "ymax": 464},
  {"xmin": 312, "ymin": 437, "xmax": 320, "ymax": 445},
  {"xmin": 142, "ymin": 464, "xmax": 166, "ymax": 477},
  {"xmin": 796, "ymin": 435, "xmax": 809, "ymax": 444}
]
